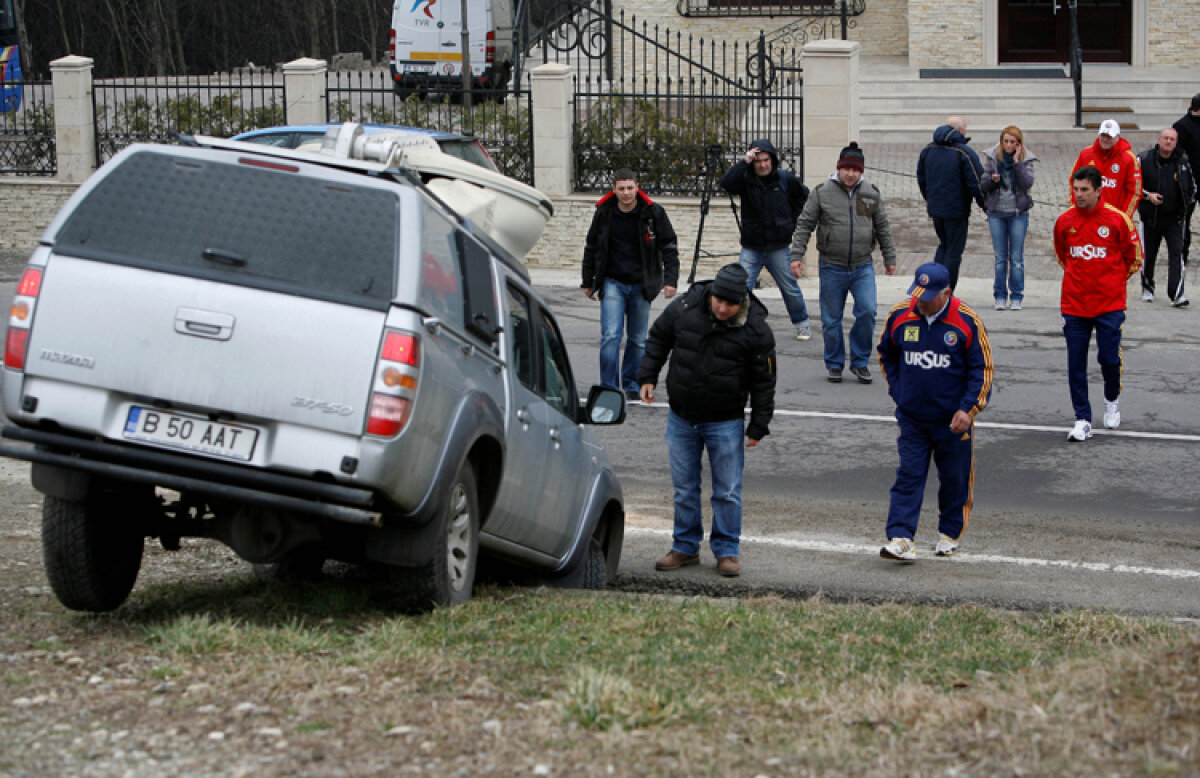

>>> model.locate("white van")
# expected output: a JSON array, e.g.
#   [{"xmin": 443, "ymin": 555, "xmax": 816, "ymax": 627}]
[{"xmin": 389, "ymin": 0, "xmax": 513, "ymax": 95}]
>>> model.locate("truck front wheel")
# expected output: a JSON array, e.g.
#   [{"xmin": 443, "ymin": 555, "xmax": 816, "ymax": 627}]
[{"xmin": 42, "ymin": 493, "xmax": 144, "ymax": 612}]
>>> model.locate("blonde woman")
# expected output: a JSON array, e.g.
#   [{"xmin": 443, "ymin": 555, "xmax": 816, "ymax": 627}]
[{"xmin": 980, "ymin": 126, "xmax": 1037, "ymax": 310}]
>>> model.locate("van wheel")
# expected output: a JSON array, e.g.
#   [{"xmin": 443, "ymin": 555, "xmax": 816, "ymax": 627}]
[
  {"xmin": 42, "ymin": 494, "xmax": 144, "ymax": 612},
  {"xmin": 252, "ymin": 548, "xmax": 325, "ymax": 582},
  {"xmin": 390, "ymin": 463, "xmax": 479, "ymax": 612},
  {"xmin": 580, "ymin": 537, "xmax": 606, "ymax": 590}
]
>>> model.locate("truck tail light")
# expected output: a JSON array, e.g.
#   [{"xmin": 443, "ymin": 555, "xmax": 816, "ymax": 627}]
[
  {"xmin": 486, "ymin": 31, "xmax": 495, "ymax": 64},
  {"xmin": 5, "ymin": 267, "xmax": 42, "ymax": 371},
  {"xmin": 367, "ymin": 330, "xmax": 420, "ymax": 437}
]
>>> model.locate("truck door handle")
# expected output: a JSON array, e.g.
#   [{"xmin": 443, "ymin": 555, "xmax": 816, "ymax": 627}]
[
  {"xmin": 549, "ymin": 426, "xmax": 561, "ymax": 444},
  {"xmin": 516, "ymin": 409, "xmax": 531, "ymax": 424}
]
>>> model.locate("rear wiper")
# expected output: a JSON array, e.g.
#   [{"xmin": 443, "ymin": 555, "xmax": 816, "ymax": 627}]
[{"xmin": 202, "ymin": 248, "xmax": 248, "ymax": 267}]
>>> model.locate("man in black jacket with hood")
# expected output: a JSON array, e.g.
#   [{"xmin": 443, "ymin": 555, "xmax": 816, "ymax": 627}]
[
  {"xmin": 638, "ymin": 264, "xmax": 776, "ymax": 579},
  {"xmin": 582, "ymin": 168, "xmax": 680, "ymax": 401},
  {"xmin": 1138, "ymin": 127, "xmax": 1196, "ymax": 307},
  {"xmin": 720, "ymin": 139, "xmax": 812, "ymax": 340}
]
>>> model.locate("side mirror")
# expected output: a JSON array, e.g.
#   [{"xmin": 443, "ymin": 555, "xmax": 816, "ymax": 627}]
[{"xmin": 582, "ymin": 385, "xmax": 626, "ymax": 425}]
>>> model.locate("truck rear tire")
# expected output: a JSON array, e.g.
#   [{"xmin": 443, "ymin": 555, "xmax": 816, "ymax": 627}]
[
  {"xmin": 389, "ymin": 462, "xmax": 479, "ymax": 612},
  {"xmin": 42, "ymin": 494, "xmax": 144, "ymax": 612}
]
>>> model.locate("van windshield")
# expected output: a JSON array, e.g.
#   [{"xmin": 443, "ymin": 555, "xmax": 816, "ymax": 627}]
[{"xmin": 54, "ymin": 150, "xmax": 399, "ymax": 308}]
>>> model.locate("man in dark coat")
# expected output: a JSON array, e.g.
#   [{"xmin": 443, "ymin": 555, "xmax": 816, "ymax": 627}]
[
  {"xmin": 1172, "ymin": 93, "xmax": 1200, "ymax": 263},
  {"xmin": 719, "ymin": 138, "xmax": 813, "ymax": 340},
  {"xmin": 581, "ymin": 168, "xmax": 679, "ymax": 401},
  {"xmin": 638, "ymin": 264, "xmax": 776, "ymax": 578},
  {"xmin": 1138, "ymin": 127, "xmax": 1196, "ymax": 307},
  {"xmin": 917, "ymin": 116, "xmax": 985, "ymax": 290}
]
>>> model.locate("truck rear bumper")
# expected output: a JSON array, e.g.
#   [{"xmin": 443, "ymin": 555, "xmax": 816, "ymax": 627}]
[{"xmin": 0, "ymin": 425, "xmax": 383, "ymax": 527}]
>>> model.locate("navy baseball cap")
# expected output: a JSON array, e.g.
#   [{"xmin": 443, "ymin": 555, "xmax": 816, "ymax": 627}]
[{"xmin": 908, "ymin": 262, "xmax": 950, "ymax": 302}]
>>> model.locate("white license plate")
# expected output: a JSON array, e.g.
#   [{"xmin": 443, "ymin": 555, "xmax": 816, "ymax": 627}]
[
  {"xmin": 402, "ymin": 64, "xmax": 434, "ymax": 73},
  {"xmin": 123, "ymin": 406, "xmax": 259, "ymax": 462}
]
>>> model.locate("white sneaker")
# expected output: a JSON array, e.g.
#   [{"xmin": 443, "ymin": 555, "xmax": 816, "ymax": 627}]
[
  {"xmin": 795, "ymin": 321, "xmax": 812, "ymax": 341},
  {"xmin": 1067, "ymin": 420, "xmax": 1093, "ymax": 442},
  {"xmin": 994, "ymin": 299, "xmax": 1006, "ymax": 310},
  {"xmin": 1142, "ymin": 290, "xmax": 1155, "ymax": 302},
  {"xmin": 1009, "ymin": 300, "xmax": 1022, "ymax": 311},
  {"xmin": 935, "ymin": 534, "xmax": 959, "ymax": 557},
  {"xmin": 1103, "ymin": 400, "xmax": 1120, "ymax": 429},
  {"xmin": 880, "ymin": 537, "xmax": 916, "ymax": 562},
  {"xmin": 1172, "ymin": 296, "xmax": 1190, "ymax": 308}
]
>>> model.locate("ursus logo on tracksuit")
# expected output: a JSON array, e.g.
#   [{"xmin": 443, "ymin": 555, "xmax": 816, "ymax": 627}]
[{"xmin": 903, "ymin": 351, "xmax": 951, "ymax": 369}]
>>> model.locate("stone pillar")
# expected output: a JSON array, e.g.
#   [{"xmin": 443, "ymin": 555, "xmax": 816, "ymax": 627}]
[
  {"xmin": 282, "ymin": 58, "xmax": 328, "ymax": 125},
  {"xmin": 530, "ymin": 63, "xmax": 573, "ymax": 197},
  {"xmin": 801, "ymin": 40, "xmax": 860, "ymax": 191},
  {"xmin": 50, "ymin": 56, "xmax": 96, "ymax": 183}
]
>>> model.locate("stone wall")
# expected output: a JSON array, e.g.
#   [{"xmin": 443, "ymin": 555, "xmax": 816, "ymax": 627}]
[
  {"xmin": 907, "ymin": 0, "xmax": 982, "ymax": 69},
  {"xmin": 1147, "ymin": 0, "xmax": 1200, "ymax": 66},
  {"xmin": 0, "ymin": 180, "xmax": 77, "ymax": 250},
  {"xmin": 525, "ymin": 193, "xmax": 750, "ymax": 281}
]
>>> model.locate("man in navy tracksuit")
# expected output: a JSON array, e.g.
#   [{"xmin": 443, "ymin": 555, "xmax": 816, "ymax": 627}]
[{"xmin": 877, "ymin": 263, "xmax": 994, "ymax": 562}]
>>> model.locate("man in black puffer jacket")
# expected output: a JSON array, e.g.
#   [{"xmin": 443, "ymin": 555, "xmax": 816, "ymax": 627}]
[{"xmin": 637, "ymin": 264, "xmax": 776, "ymax": 579}]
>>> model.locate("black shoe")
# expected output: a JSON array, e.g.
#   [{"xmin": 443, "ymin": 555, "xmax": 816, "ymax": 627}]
[
  {"xmin": 827, "ymin": 368, "xmax": 843, "ymax": 383},
  {"xmin": 625, "ymin": 390, "xmax": 641, "ymax": 404},
  {"xmin": 850, "ymin": 366, "xmax": 872, "ymax": 384}
]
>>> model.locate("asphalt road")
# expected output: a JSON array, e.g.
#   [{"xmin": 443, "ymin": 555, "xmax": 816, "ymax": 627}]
[
  {"xmin": 0, "ymin": 250, "xmax": 1196, "ymax": 617},
  {"xmin": 536, "ymin": 270, "xmax": 1200, "ymax": 618}
]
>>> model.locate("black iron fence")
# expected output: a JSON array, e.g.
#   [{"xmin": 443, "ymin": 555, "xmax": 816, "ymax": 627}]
[
  {"xmin": 324, "ymin": 70, "xmax": 535, "ymax": 184},
  {"xmin": 0, "ymin": 79, "xmax": 56, "ymax": 175},
  {"xmin": 540, "ymin": 2, "xmax": 803, "ymax": 195},
  {"xmin": 93, "ymin": 71, "xmax": 286, "ymax": 164}
]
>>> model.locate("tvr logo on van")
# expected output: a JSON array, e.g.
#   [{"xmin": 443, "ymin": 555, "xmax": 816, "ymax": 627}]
[{"xmin": 411, "ymin": 0, "xmax": 438, "ymax": 19}]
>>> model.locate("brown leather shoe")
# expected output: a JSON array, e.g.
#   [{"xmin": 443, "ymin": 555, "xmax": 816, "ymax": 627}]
[
  {"xmin": 717, "ymin": 556, "xmax": 741, "ymax": 577},
  {"xmin": 655, "ymin": 549, "xmax": 700, "ymax": 571}
]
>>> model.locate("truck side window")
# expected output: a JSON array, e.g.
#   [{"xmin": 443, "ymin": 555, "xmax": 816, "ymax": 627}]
[
  {"xmin": 455, "ymin": 231, "xmax": 499, "ymax": 346},
  {"xmin": 419, "ymin": 203, "xmax": 465, "ymax": 330},
  {"xmin": 507, "ymin": 285, "xmax": 535, "ymax": 392},
  {"xmin": 539, "ymin": 311, "xmax": 575, "ymax": 415}
]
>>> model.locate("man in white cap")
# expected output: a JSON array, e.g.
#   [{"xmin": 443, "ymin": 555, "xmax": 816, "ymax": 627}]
[{"xmin": 1069, "ymin": 118, "xmax": 1142, "ymax": 218}]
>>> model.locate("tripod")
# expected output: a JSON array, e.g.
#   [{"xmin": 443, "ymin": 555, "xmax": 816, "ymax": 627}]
[{"xmin": 688, "ymin": 144, "xmax": 728, "ymax": 285}]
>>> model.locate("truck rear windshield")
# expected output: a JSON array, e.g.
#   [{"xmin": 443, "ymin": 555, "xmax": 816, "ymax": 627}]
[{"xmin": 53, "ymin": 150, "xmax": 399, "ymax": 308}]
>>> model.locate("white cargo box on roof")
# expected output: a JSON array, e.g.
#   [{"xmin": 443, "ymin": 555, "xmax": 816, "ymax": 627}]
[{"xmin": 199, "ymin": 123, "xmax": 552, "ymax": 260}]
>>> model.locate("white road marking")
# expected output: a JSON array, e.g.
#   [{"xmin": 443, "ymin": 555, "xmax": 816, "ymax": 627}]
[
  {"xmin": 625, "ymin": 526, "xmax": 1200, "ymax": 581},
  {"xmin": 633, "ymin": 403, "xmax": 1200, "ymax": 443}
]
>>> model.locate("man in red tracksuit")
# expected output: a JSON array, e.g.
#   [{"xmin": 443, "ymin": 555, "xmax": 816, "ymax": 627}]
[
  {"xmin": 1069, "ymin": 118, "xmax": 1142, "ymax": 219},
  {"xmin": 1053, "ymin": 166, "xmax": 1143, "ymax": 442}
]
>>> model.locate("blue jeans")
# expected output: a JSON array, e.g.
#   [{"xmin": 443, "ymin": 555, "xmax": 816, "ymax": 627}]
[
  {"xmin": 818, "ymin": 261, "xmax": 877, "ymax": 370},
  {"xmin": 1062, "ymin": 310, "xmax": 1125, "ymax": 422},
  {"xmin": 739, "ymin": 246, "xmax": 809, "ymax": 324},
  {"xmin": 932, "ymin": 217, "xmax": 970, "ymax": 289},
  {"xmin": 599, "ymin": 279, "xmax": 650, "ymax": 394},
  {"xmin": 988, "ymin": 211, "xmax": 1028, "ymax": 303},
  {"xmin": 665, "ymin": 411, "xmax": 745, "ymax": 559}
]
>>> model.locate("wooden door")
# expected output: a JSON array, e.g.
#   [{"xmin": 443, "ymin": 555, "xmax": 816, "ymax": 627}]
[{"xmin": 999, "ymin": 0, "xmax": 1131, "ymax": 64}]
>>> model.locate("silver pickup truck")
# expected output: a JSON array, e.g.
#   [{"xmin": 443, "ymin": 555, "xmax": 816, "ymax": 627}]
[{"xmin": 0, "ymin": 129, "xmax": 626, "ymax": 612}]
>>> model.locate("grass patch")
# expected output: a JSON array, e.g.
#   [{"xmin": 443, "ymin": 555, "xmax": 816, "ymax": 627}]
[{"xmin": 8, "ymin": 582, "xmax": 1199, "ymax": 776}]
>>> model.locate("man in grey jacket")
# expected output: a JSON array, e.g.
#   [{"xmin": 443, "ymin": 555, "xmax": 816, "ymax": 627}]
[{"xmin": 791, "ymin": 142, "xmax": 897, "ymax": 383}]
